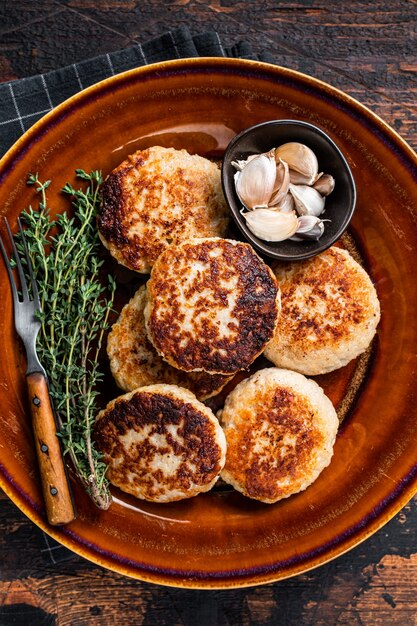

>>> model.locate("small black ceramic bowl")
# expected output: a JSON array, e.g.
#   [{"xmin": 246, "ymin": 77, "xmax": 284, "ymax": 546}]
[{"xmin": 221, "ymin": 120, "xmax": 356, "ymax": 261}]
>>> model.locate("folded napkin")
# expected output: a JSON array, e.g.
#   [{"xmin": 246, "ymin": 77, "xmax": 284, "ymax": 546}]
[
  {"xmin": 0, "ymin": 26, "xmax": 273, "ymax": 157},
  {"xmin": 0, "ymin": 27, "xmax": 271, "ymax": 565}
]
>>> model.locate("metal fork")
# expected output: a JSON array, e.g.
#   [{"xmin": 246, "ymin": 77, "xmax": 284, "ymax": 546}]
[{"xmin": 0, "ymin": 217, "xmax": 75, "ymax": 526}]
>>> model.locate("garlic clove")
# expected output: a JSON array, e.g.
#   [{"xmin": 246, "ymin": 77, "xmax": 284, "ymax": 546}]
[
  {"xmin": 242, "ymin": 208, "xmax": 298, "ymax": 242},
  {"xmin": 231, "ymin": 154, "xmax": 258, "ymax": 171},
  {"xmin": 269, "ymin": 192, "xmax": 295, "ymax": 213},
  {"xmin": 289, "ymin": 183, "xmax": 325, "ymax": 217},
  {"xmin": 275, "ymin": 143, "xmax": 318, "ymax": 185},
  {"xmin": 269, "ymin": 158, "xmax": 290, "ymax": 206},
  {"xmin": 313, "ymin": 173, "xmax": 335, "ymax": 196},
  {"xmin": 296, "ymin": 215, "xmax": 324, "ymax": 234},
  {"xmin": 234, "ymin": 149, "xmax": 276, "ymax": 209},
  {"xmin": 288, "ymin": 169, "xmax": 315, "ymax": 185},
  {"xmin": 290, "ymin": 215, "xmax": 326, "ymax": 241},
  {"xmin": 231, "ymin": 160, "xmax": 247, "ymax": 172},
  {"xmin": 289, "ymin": 169, "xmax": 323, "ymax": 186}
]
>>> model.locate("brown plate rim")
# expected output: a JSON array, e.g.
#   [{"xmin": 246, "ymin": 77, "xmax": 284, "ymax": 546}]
[{"xmin": 1, "ymin": 57, "xmax": 417, "ymax": 589}]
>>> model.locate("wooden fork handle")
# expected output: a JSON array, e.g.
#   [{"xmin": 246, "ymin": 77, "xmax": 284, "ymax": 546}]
[{"xmin": 27, "ymin": 372, "xmax": 76, "ymax": 526}]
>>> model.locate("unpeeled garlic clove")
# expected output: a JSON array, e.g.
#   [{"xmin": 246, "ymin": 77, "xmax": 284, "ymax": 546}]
[
  {"xmin": 234, "ymin": 149, "xmax": 276, "ymax": 209},
  {"xmin": 289, "ymin": 169, "xmax": 323, "ymax": 185},
  {"xmin": 275, "ymin": 143, "xmax": 318, "ymax": 185},
  {"xmin": 231, "ymin": 154, "xmax": 258, "ymax": 171},
  {"xmin": 289, "ymin": 183, "xmax": 325, "ymax": 217},
  {"xmin": 290, "ymin": 215, "xmax": 326, "ymax": 241},
  {"xmin": 313, "ymin": 173, "xmax": 335, "ymax": 196},
  {"xmin": 232, "ymin": 160, "xmax": 247, "ymax": 171},
  {"xmin": 269, "ymin": 158, "xmax": 290, "ymax": 206},
  {"xmin": 288, "ymin": 169, "xmax": 313, "ymax": 185},
  {"xmin": 242, "ymin": 208, "xmax": 298, "ymax": 242}
]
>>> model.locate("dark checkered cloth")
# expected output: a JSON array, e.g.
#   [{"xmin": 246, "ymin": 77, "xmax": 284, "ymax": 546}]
[
  {"xmin": 0, "ymin": 26, "xmax": 272, "ymax": 564},
  {"xmin": 0, "ymin": 26, "xmax": 273, "ymax": 157}
]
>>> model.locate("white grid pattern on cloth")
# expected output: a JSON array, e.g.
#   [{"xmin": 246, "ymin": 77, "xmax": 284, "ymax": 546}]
[
  {"xmin": 215, "ymin": 31, "xmax": 226, "ymax": 56},
  {"xmin": 8, "ymin": 83, "xmax": 25, "ymax": 133},
  {"xmin": 169, "ymin": 30, "xmax": 181, "ymax": 58},
  {"xmin": 0, "ymin": 108, "xmax": 52, "ymax": 126},
  {"xmin": 72, "ymin": 63, "xmax": 84, "ymax": 90},
  {"xmin": 41, "ymin": 533, "xmax": 75, "ymax": 564},
  {"xmin": 136, "ymin": 42, "xmax": 147, "ymax": 64},
  {"xmin": 106, "ymin": 53, "xmax": 115, "ymax": 76},
  {"xmin": 41, "ymin": 73, "xmax": 54, "ymax": 110}
]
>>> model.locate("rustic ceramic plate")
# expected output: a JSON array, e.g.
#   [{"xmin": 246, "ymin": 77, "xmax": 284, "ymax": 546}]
[{"xmin": 1, "ymin": 58, "xmax": 417, "ymax": 589}]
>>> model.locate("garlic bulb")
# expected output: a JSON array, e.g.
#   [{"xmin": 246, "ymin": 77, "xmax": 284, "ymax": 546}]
[
  {"xmin": 275, "ymin": 142, "xmax": 318, "ymax": 185},
  {"xmin": 234, "ymin": 149, "xmax": 276, "ymax": 209},
  {"xmin": 242, "ymin": 209, "xmax": 298, "ymax": 242},
  {"xmin": 289, "ymin": 183, "xmax": 325, "ymax": 217}
]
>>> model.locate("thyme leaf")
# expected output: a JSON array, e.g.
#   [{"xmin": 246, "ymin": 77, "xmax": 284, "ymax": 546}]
[{"xmin": 18, "ymin": 170, "xmax": 116, "ymax": 509}]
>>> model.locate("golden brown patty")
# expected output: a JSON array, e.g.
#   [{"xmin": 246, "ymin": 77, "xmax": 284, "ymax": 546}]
[
  {"xmin": 144, "ymin": 238, "xmax": 281, "ymax": 375},
  {"xmin": 264, "ymin": 247, "xmax": 381, "ymax": 375},
  {"xmin": 219, "ymin": 368, "xmax": 338, "ymax": 503},
  {"xmin": 107, "ymin": 285, "xmax": 232, "ymax": 400},
  {"xmin": 97, "ymin": 146, "xmax": 229, "ymax": 273},
  {"xmin": 94, "ymin": 384, "xmax": 226, "ymax": 503}
]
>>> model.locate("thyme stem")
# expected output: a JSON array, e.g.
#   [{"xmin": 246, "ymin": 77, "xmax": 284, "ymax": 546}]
[{"xmin": 19, "ymin": 171, "xmax": 116, "ymax": 509}]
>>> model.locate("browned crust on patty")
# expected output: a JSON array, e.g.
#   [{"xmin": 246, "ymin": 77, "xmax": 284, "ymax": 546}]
[
  {"xmin": 94, "ymin": 386, "xmax": 225, "ymax": 502},
  {"xmin": 107, "ymin": 286, "xmax": 233, "ymax": 400},
  {"xmin": 225, "ymin": 387, "xmax": 323, "ymax": 502},
  {"xmin": 145, "ymin": 238, "xmax": 281, "ymax": 375},
  {"xmin": 220, "ymin": 369, "xmax": 337, "ymax": 503},
  {"xmin": 278, "ymin": 249, "xmax": 364, "ymax": 342},
  {"xmin": 98, "ymin": 166, "xmax": 130, "ymax": 248},
  {"xmin": 97, "ymin": 147, "xmax": 229, "ymax": 273},
  {"xmin": 264, "ymin": 246, "xmax": 380, "ymax": 374}
]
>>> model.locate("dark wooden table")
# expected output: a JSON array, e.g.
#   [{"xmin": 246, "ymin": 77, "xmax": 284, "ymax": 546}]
[{"xmin": 1, "ymin": 2, "xmax": 417, "ymax": 624}]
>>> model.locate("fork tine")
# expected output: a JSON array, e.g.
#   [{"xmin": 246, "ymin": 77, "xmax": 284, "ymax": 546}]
[
  {"xmin": 4, "ymin": 217, "xmax": 29, "ymax": 301},
  {"xmin": 0, "ymin": 230, "xmax": 19, "ymax": 303},
  {"xmin": 17, "ymin": 217, "xmax": 40, "ymax": 308}
]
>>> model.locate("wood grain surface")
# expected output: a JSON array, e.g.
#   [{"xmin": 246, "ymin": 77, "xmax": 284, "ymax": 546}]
[{"xmin": 1, "ymin": 1, "xmax": 417, "ymax": 624}]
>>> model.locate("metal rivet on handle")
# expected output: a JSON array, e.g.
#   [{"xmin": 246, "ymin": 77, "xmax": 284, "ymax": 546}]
[
  {"xmin": 50, "ymin": 487, "xmax": 58, "ymax": 496},
  {"xmin": 41, "ymin": 444, "xmax": 48, "ymax": 453},
  {"xmin": 33, "ymin": 396, "xmax": 41, "ymax": 406}
]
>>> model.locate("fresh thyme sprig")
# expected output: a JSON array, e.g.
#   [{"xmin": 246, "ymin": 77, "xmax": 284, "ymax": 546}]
[{"xmin": 19, "ymin": 170, "xmax": 116, "ymax": 509}]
